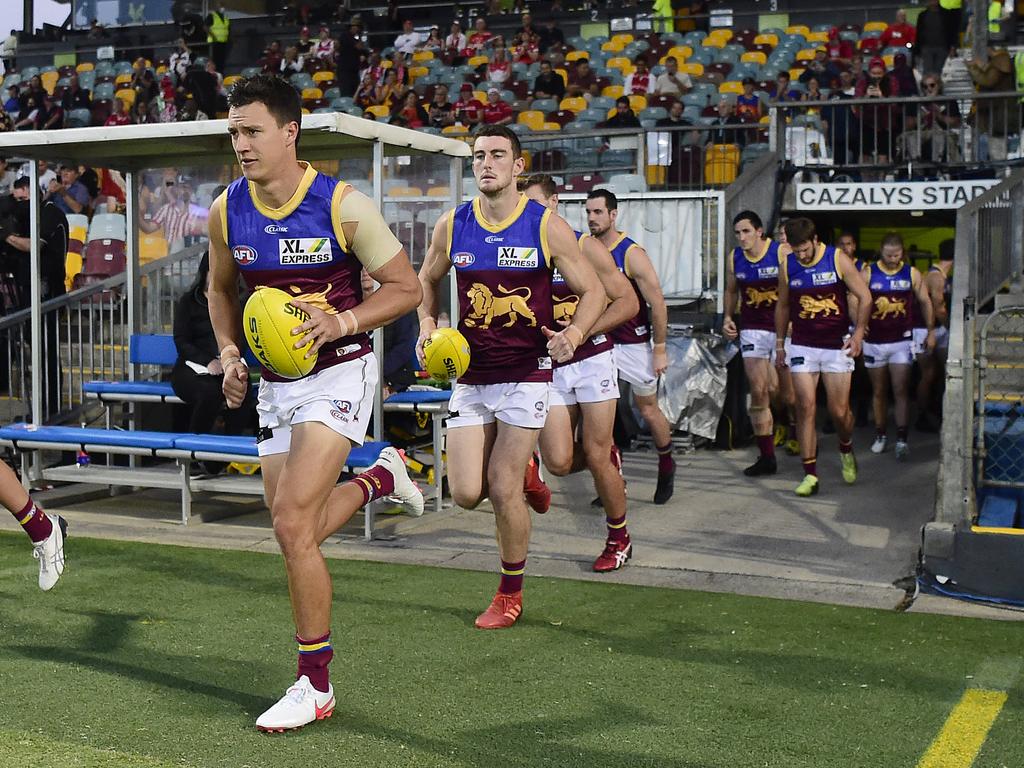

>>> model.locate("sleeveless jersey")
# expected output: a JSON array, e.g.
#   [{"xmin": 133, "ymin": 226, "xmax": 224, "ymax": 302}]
[
  {"xmin": 785, "ymin": 245, "xmax": 849, "ymax": 350},
  {"xmin": 551, "ymin": 230, "xmax": 614, "ymax": 368},
  {"xmin": 732, "ymin": 239, "xmax": 781, "ymax": 332},
  {"xmin": 224, "ymin": 164, "xmax": 370, "ymax": 382},
  {"xmin": 865, "ymin": 261, "xmax": 914, "ymax": 343},
  {"xmin": 449, "ymin": 194, "xmax": 555, "ymax": 384},
  {"xmin": 607, "ymin": 233, "xmax": 651, "ymax": 345}
]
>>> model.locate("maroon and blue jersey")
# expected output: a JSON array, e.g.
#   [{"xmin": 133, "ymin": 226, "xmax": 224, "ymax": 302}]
[
  {"xmin": 785, "ymin": 244, "xmax": 849, "ymax": 350},
  {"xmin": 607, "ymin": 233, "xmax": 651, "ymax": 345},
  {"xmin": 448, "ymin": 194, "xmax": 555, "ymax": 385},
  {"xmin": 866, "ymin": 261, "xmax": 914, "ymax": 343},
  {"xmin": 550, "ymin": 230, "xmax": 614, "ymax": 368},
  {"xmin": 224, "ymin": 164, "xmax": 370, "ymax": 382},
  {"xmin": 732, "ymin": 239, "xmax": 781, "ymax": 332}
]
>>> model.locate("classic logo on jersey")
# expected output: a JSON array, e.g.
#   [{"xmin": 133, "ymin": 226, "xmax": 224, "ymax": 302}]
[
  {"xmin": 744, "ymin": 285, "xmax": 777, "ymax": 308},
  {"xmin": 265, "ymin": 224, "xmax": 289, "ymax": 234},
  {"xmin": 496, "ymin": 246, "xmax": 539, "ymax": 268},
  {"xmin": 279, "ymin": 238, "xmax": 334, "ymax": 265},
  {"xmin": 799, "ymin": 294, "xmax": 841, "ymax": 319},
  {"xmin": 484, "ymin": 235, "xmax": 504, "ymax": 244},
  {"xmin": 464, "ymin": 282, "xmax": 537, "ymax": 329},
  {"xmin": 553, "ymin": 293, "xmax": 578, "ymax": 324},
  {"xmin": 233, "ymin": 245, "xmax": 258, "ymax": 265},
  {"xmin": 453, "ymin": 251, "xmax": 475, "ymax": 267},
  {"xmin": 872, "ymin": 296, "xmax": 907, "ymax": 320},
  {"xmin": 811, "ymin": 270, "xmax": 838, "ymax": 286}
]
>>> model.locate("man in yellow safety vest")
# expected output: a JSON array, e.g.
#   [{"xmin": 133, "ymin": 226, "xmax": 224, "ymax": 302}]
[{"xmin": 206, "ymin": 5, "xmax": 231, "ymax": 73}]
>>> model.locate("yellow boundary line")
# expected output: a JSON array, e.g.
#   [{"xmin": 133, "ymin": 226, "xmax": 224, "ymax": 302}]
[{"xmin": 916, "ymin": 689, "xmax": 1007, "ymax": 768}]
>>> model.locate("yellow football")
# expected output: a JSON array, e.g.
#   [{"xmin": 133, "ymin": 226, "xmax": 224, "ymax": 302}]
[
  {"xmin": 242, "ymin": 287, "xmax": 317, "ymax": 379},
  {"xmin": 422, "ymin": 327, "xmax": 471, "ymax": 381}
]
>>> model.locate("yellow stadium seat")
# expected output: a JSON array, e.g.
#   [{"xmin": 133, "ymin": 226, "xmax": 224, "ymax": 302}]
[
  {"xmin": 540, "ymin": 121, "xmax": 561, "ymax": 131},
  {"xmin": 517, "ymin": 110, "xmax": 546, "ymax": 130},
  {"xmin": 606, "ymin": 56, "xmax": 631, "ymax": 71},
  {"xmin": 789, "ymin": 68, "xmax": 805, "ymax": 81},
  {"xmin": 139, "ymin": 234, "xmax": 169, "ymax": 265},
  {"xmin": 69, "ymin": 226, "xmax": 87, "ymax": 243},
  {"xmin": 628, "ymin": 94, "xmax": 647, "ymax": 112},
  {"xmin": 646, "ymin": 164, "xmax": 666, "ymax": 187},
  {"xmin": 601, "ymin": 39, "xmax": 626, "ymax": 53},
  {"xmin": 680, "ymin": 62, "xmax": 704, "ymax": 77},
  {"xmin": 365, "ymin": 104, "xmax": 390, "ymax": 118},
  {"xmin": 601, "ymin": 84, "xmax": 624, "ymax": 99},
  {"xmin": 521, "ymin": 149, "xmax": 531, "ymax": 170},
  {"xmin": 468, "ymin": 55, "xmax": 489, "ymax": 67},
  {"xmin": 566, "ymin": 50, "xmax": 590, "ymax": 62},
  {"xmin": 611, "ymin": 33, "xmax": 635, "ymax": 46},
  {"xmin": 701, "ymin": 36, "xmax": 726, "ymax": 49},
  {"xmin": 411, "ymin": 51, "xmax": 434, "ymax": 62},
  {"xmin": 115, "ymin": 73, "xmax": 132, "ymax": 87},
  {"xmin": 618, "ymin": 65, "xmax": 637, "ymax": 77},
  {"xmin": 753, "ymin": 33, "xmax": 778, "ymax": 47},
  {"xmin": 719, "ymin": 81, "xmax": 744, "ymax": 95},
  {"xmin": 442, "ymin": 125, "xmax": 469, "ymax": 135},
  {"xmin": 76, "ymin": 61, "xmax": 95, "ymax": 72},
  {"xmin": 863, "ymin": 21, "xmax": 888, "ymax": 32},
  {"xmin": 156, "ymin": 64, "xmax": 168, "ymax": 75},
  {"xmin": 389, "ymin": 187, "xmax": 423, "ymax": 197},
  {"xmin": 606, "ymin": 107, "xmax": 618, "ymax": 119},
  {"xmin": 759, "ymin": 115, "xmax": 771, "ymax": 124},
  {"xmin": 301, "ymin": 87, "xmax": 323, "ymax": 100},
  {"xmin": 408, "ymin": 66, "xmax": 429, "ymax": 82},
  {"xmin": 707, "ymin": 29, "xmax": 733, "ymax": 42},
  {"xmin": 704, "ymin": 143, "xmax": 740, "ymax": 185},
  {"xmin": 785, "ymin": 25, "xmax": 810, "ymax": 37},
  {"xmin": 312, "ymin": 70, "xmax": 335, "ymax": 83},
  {"xmin": 223, "ymin": 74, "xmax": 240, "ymax": 88},
  {"xmin": 473, "ymin": 90, "xmax": 487, "ymax": 103},
  {"xmin": 380, "ymin": 59, "xmax": 393, "ymax": 69},
  {"xmin": 741, "ymin": 51, "xmax": 767, "ymax": 65},
  {"xmin": 806, "ymin": 31, "xmax": 829, "ymax": 43},
  {"xmin": 301, "ymin": 107, "xmax": 310, "ymax": 114},
  {"xmin": 559, "ymin": 96, "xmax": 587, "ymax": 112},
  {"xmin": 65, "ymin": 252, "xmax": 83, "ymax": 292},
  {"xmin": 882, "ymin": 54, "xmax": 895, "ymax": 68},
  {"xmin": 41, "ymin": 71, "xmax": 59, "ymax": 94},
  {"xmin": 114, "ymin": 88, "xmax": 136, "ymax": 106},
  {"xmin": 427, "ymin": 186, "xmax": 451, "ymax": 196},
  {"xmin": 555, "ymin": 68, "xmax": 568, "ymax": 84},
  {"xmin": 663, "ymin": 45, "xmax": 692, "ymax": 63},
  {"xmin": 796, "ymin": 48, "xmax": 817, "ymax": 63}
]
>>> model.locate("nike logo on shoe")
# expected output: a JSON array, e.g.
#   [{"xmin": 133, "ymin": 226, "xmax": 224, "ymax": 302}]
[{"xmin": 315, "ymin": 697, "xmax": 335, "ymax": 720}]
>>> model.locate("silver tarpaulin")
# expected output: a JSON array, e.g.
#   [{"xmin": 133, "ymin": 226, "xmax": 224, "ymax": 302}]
[{"xmin": 657, "ymin": 331, "xmax": 737, "ymax": 440}]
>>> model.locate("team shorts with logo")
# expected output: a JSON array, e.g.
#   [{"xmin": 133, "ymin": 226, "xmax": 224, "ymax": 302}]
[
  {"xmin": 447, "ymin": 381, "xmax": 550, "ymax": 429},
  {"xmin": 912, "ymin": 326, "xmax": 949, "ymax": 355},
  {"xmin": 739, "ymin": 328, "xmax": 776, "ymax": 360},
  {"xmin": 256, "ymin": 354, "xmax": 377, "ymax": 456},
  {"xmin": 862, "ymin": 340, "xmax": 913, "ymax": 368},
  {"xmin": 550, "ymin": 349, "xmax": 618, "ymax": 407},
  {"xmin": 614, "ymin": 343, "xmax": 658, "ymax": 397},
  {"xmin": 786, "ymin": 343, "xmax": 855, "ymax": 374}
]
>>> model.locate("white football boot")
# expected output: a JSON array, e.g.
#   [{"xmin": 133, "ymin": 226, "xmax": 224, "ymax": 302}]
[
  {"xmin": 256, "ymin": 676, "xmax": 335, "ymax": 733},
  {"xmin": 33, "ymin": 514, "xmax": 67, "ymax": 591},
  {"xmin": 373, "ymin": 447, "xmax": 425, "ymax": 517}
]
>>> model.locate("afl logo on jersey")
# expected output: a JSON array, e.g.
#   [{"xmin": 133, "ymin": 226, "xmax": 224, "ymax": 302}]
[
  {"xmin": 233, "ymin": 245, "xmax": 258, "ymax": 266},
  {"xmin": 453, "ymin": 252, "xmax": 475, "ymax": 267}
]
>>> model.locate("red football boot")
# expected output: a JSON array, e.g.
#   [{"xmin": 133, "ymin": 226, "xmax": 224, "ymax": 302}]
[
  {"xmin": 523, "ymin": 452, "xmax": 551, "ymax": 514},
  {"xmin": 474, "ymin": 591, "xmax": 523, "ymax": 629}
]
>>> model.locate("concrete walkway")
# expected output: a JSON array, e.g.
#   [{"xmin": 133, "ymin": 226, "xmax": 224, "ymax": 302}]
[{"xmin": 4, "ymin": 424, "xmax": 1018, "ymax": 621}]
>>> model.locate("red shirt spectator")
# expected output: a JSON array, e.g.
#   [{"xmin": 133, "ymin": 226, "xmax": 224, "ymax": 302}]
[
  {"xmin": 487, "ymin": 48, "xmax": 511, "ymax": 85},
  {"xmin": 453, "ymin": 84, "xmax": 484, "ymax": 126},
  {"xmin": 465, "ymin": 18, "xmax": 494, "ymax": 56},
  {"xmin": 825, "ymin": 31, "xmax": 855, "ymax": 63},
  {"xmin": 880, "ymin": 10, "xmax": 916, "ymax": 49},
  {"xmin": 482, "ymin": 89, "xmax": 513, "ymax": 125},
  {"xmin": 104, "ymin": 98, "xmax": 132, "ymax": 127}
]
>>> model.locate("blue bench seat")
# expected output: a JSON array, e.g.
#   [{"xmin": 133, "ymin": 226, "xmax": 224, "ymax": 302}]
[{"xmin": 83, "ymin": 380, "xmax": 181, "ymax": 403}]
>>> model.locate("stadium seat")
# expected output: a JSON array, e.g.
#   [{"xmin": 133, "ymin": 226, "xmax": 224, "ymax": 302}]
[
  {"xmin": 547, "ymin": 109, "xmax": 576, "ymax": 126},
  {"xmin": 88, "ymin": 213, "xmax": 127, "ymax": 242},
  {"xmin": 81, "ymin": 238, "xmax": 127, "ymax": 276},
  {"xmin": 608, "ymin": 173, "xmax": 647, "ymax": 192},
  {"xmin": 601, "ymin": 85, "xmax": 624, "ymax": 99},
  {"xmin": 741, "ymin": 51, "xmax": 767, "ymax": 65},
  {"xmin": 94, "ymin": 82, "xmax": 115, "ymax": 100},
  {"xmin": 408, "ymin": 66, "xmax": 429, "ymax": 83},
  {"xmin": 559, "ymin": 96, "xmax": 588, "ymax": 113},
  {"xmin": 114, "ymin": 73, "xmax": 132, "ymax": 88},
  {"xmin": 467, "ymin": 55, "xmax": 489, "ymax": 68},
  {"xmin": 301, "ymin": 87, "xmax": 323, "ymax": 101},
  {"xmin": 639, "ymin": 106, "xmax": 667, "ymax": 122},
  {"xmin": 66, "ymin": 108, "xmax": 91, "ymax": 128},
  {"xmin": 785, "ymin": 25, "xmax": 810, "ymax": 37},
  {"xmin": 565, "ymin": 50, "xmax": 590, "ymax": 63},
  {"xmin": 365, "ymin": 104, "xmax": 390, "ymax": 118},
  {"xmin": 863, "ymin": 21, "xmax": 888, "ymax": 33},
  {"xmin": 680, "ymin": 63, "xmax": 704, "ymax": 77},
  {"xmin": 139, "ymin": 233, "xmax": 169, "ymax": 265},
  {"xmin": 806, "ymin": 32, "xmax": 829, "ymax": 44},
  {"xmin": 601, "ymin": 40, "xmax": 626, "ymax": 54},
  {"xmin": 531, "ymin": 97, "xmax": 558, "ymax": 113},
  {"xmin": 114, "ymin": 88, "xmax": 136, "ymax": 107},
  {"xmin": 76, "ymin": 61, "xmax": 94, "ymax": 73},
  {"xmin": 627, "ymin": 94, "xmax": 648, "ymax": 113},
  {"xmin": 704, "ymin": 144, "xmax": 740, "ymax": 185},
  {"xmin": 312, "ymin": 70, "xmax": 335, "ymax": 84}
]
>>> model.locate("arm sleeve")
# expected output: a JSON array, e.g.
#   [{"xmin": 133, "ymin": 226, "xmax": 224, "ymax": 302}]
[{"xmin": 334, "ymin": 187, "xmax": 404, "ymax": 273}]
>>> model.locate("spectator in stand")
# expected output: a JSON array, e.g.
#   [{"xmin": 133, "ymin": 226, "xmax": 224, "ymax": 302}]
[
  {"xmin": 899, "ymin": 73, "xmax": 961, "ymax": 163},
  {"xmin": 0, "ymin": 29, "xmax": 16, "ymax": 72},
  {"xmin": 537, "ymin": 17, "xmax": 565, "ymax": 55},
  {"xmin": 4, "ymin": 85, "xmax": 19, "ymax": 115},
  {"xmin": 890, "ymin": 53, "xmax": 919, "ymax": 96},
  {"xmin": 848, "ymin": 52, "xmax": 866, "ymax": 83},
  {"xmin": 375, "ymin": 69, "xmax": 406, "ymax": 110},
  {"xmin": 19, "ymin": 160, "xmax": 57, "ymax": 194},
  {"xmin": 656, "ymin": 100, "xmax": 698, "ymax": 174},
  {"xmin": 967, "ymin": 46, "xmax": 1015, "ymax": 162},
  {"xmin": 487, "ymin": 43, "xmax": 512, "ymax": 86},
  {"xmin": 183, "ymin": 63, "xmax": 220, "ymax": 120},
  {"xmin": 280, "ymin": 45, "xmax": 305, "ymax": 75},
  {"xmin": 0, "ymin": 159, "xmax": 15, "ymax": 194},
  {"xmin": 836, "ymin": 69, "xmax": 856, "ymax": 96},
  {"xmin": 735, "ymin": 77, "xmax": 762, "ymax": 121},
  {"xmin": 533, "ymin": 59, "xmax": 566, "ymax": 100},
  {"xmin": 391, "ymin": 90, "xmax": 428, "ymax": 128},
  {"xmin": 567, "ymin": 57, "xmax": 600, "ymax": 98},
  {"xmin": 314, "ymin": 25, "xmax": 336, "ymax": 62},
  {"xmin": 13, "ymin": 94, "xmax": 41, "ymax": 131},
  {"xmin": 0, "ymin": 105, "xmax": 11, "ymax": 133},
  {"xmin": 131, "ymin": 97, "xmax": 159, "ymax": 124},
  {"xmin": 44, "ymin": 164, "xmax": 90, "ymax": 215},
  {"xmin": 390, "ymin": 51, "xmax": 410, "ymax": 86},
  {"xmin": 420, "ymin": 26, "xmax": 444, "ymax": 55},
  {"xmin": 881, "ymin": 9, "xmax": 916, "ymax": 53},
  {"xmin": 602, "ymin": 96, "xmax": 641, "ymax": 128},
  {"xmin": 206, "ymin": 4, "xmax": 231, "ymax": 74},
  {"xmin": 170, "ymin": 39, "xmax": 193, "ymax": 79},
  {"xmin": 512, "ymin": 31, "xmax": 540, "ymax": 65},
  {"xmin": 444, "ymin": 21, "xmax": 467, "ymax": 63},
  {"xmin": 654, "ymin": 56, "xmax": 692, "ymax": 97},
  {"xmin": 361, "ymin": 52, "xmax": 386, "ymax": 86},
  {"xmin": 481, "ymin": 87, "xmax": 514, "ymax": 125},
  {"xmin": 20, "ymin": 75, "xmax": 46, "ymax": 115},
  {"xmin": 825, "ymin": 27, "xmax": 855, "ymax": 66},
  {"xmin": 915, "ymin": 0, "xmax": 957, "ymax": 78},
  {"xmin": 178, "ymin": 3, "xmax": 206, "ymax": 46},
  {"xmin": 428, "ymin": 84, "xmax": 455, "ymax": 128},
  {"xmin": 177, "ymin": 98, "xmax": 208, "ymax": 121},
  {"xmin": 465, "ymin": 17, "xmax": 494, "ymax": 57},
  {"xmin": 517, "ymin": 12, "xmax": 536, "ymax": 41},
  {"xmin": 132, "ymin": 68, "xmax": 158, "ymax": 105},
  {"xmin": 334, "ymin": 21, "xmax": 364, "ymax": 97},
  {"xmin": 453, "ymin": 82, "xmax": 484, "ymax": 128},
  {"xmin": 855, "ymin": 57, "xmax": 899, "ymax": 165},
  {"xmin": 354, "ymin": 73, "xmax": 378, "ymax": 108},
  {"xmin": 703, "ymin": 96, "xmax": 747, "ymax": 146},
  {"xmin": 139, "ymin": 173, "xmax": 204, "ymax": 249},
  {"xmin": 206, "ymin": 60, "xmax": 225, "ymax": 100},
  {"xmin": 296, "ymin": 26, "xmax": 314, "ymax": 57},
  {"xmin": 40, "ymin": 95, "xmax": 63, "ymax": 130},
  {"xmin": 103, "ymin": 97, "xmax": 132, "ymax": 127},
  {"xmin": 260, "ymin": 40, "xmax": 283, "ymax": 73},
  {"xmin": 624, "ymin": 54, "xmax": 655, "ymax": 96},
  {"xmin": 158, "ymin": 75, "xmax": 178, "ymax": 122},
  {"xmin": 821, "ymin": 85, "xmax": 856, "ymax": 165},
  {"xmin": 61, "ymin": 74, "xmax": 92, "ymax": 113},
  {"xmin": 393, "ymin": 19, "xmax": 422, "ymax": 56},
  {"xmin": 801, "ymin": 75, "xmax": 825, "ymax": 108},
  {"xmin": 800, "ymin": 47, "xmax": 839, "ymax": 88},
  {"xmin": 773, "ymin": 71, "xmax": 802, "ymax": 102}
]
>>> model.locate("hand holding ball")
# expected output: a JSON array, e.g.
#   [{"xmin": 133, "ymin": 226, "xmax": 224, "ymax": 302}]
[
  {"xmin": 243, "ymin": 287, "xmax": 317, "ymax": 379},
  {"xmin": 421, "ymin": 328, "xmax": 471, "ymax": 382}
]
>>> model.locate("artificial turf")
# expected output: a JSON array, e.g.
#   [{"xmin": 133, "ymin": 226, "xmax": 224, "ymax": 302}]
[{"xmin": 0, "ymin": 532, "xmax": 1021, "ymax": 768}]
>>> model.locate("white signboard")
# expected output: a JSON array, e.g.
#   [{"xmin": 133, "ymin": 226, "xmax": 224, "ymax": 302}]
[{"xmin": 796, "ymin": 180, "xmax": 999, "ymax": 211}]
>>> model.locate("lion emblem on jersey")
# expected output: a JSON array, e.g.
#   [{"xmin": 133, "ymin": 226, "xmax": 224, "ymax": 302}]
[
  {"xmin": 553, "ymin": 293, "xmax": 579, "ymax": 324},
  {"xmin": 745, "ymin": 286, "xmax": 777, "ymax": 308},
  {"xmin": 798, "ymin": 294, "xmax": 841, "ymax": 319},
  {"xmin": 872, "ymin": 296, "xmax": 907, "ymax": 320},
  {"xmin": 465, "ymin": 283, "xmax": 537, "ymax": 329},
  {"xmin": 286, "ymin": 283, "xmax": 337, "ymax": 315}
]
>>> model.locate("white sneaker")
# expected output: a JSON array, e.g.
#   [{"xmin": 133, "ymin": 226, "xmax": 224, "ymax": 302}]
[
  {"xmin": 256, "ymin": 675, "xmax": 335, "ymax": 733},
  {"xmin": 870, "ymin": 436, "xmax": 888, "ymax": 454},
  {"xmin": 33, "ymin": 514, "xmax": 66, "ymax": 591},
  {"xmin": 373, "ymin": 447, "xmax": 424, "ymax": 517},
  {"xmin": 895, "ymin": 440, "xmax": 909, "ymax": 460}
]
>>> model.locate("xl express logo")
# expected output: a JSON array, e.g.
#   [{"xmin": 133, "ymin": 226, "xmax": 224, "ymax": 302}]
[
  {"xmin": 279, "ymin": 238, "xmax": 334, "ymax": 265},
  {"xmin": 497, "ymin": 246, "xmax": 539, "ymax": 268}
]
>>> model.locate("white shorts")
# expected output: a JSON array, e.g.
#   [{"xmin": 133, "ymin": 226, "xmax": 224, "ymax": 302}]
[
  {"xmin": 256, "ymin": 355, "xmax": 377, "ymax": 457},
  {"xmin": 739, "ymin": 328, "xmax": 776, "ymax": 360},
  {"xmin": 447, "ymin": 381, "xmax": 550, "ymax": 429},
  {"xmin": 550, "ymin": 349, "xmax": 618, "ymax": 407},
  {"xmin": 614, "ymin": 343, "xmax": 658, "ymax": 397},
  {"xmin": 913, "ymin": 326, "xmax": 949, "ymax": 355},
  {"xmin": 862, "ymin": 340, "xmax": 913, "ymax": 368},
  {"xmin": 787, "ymin": 343, "xmax": 855, "ymax": 375}
]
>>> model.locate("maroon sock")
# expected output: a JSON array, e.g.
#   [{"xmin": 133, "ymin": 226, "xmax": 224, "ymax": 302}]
[
  {"xmin": 897, "ymin": 426, "xmax": 908, "ymax": 442},
  {"xmin": 296, "ymin": 632, "xmax": 333, "ymax": 694},
  {"xmin": 839, "ymin": 439, "xmax": 853, "ymax": 454},
  {"xmin": 347, "ymin": 465, "xmax": 396, "ymax": 507},
  {"xmin": 756, "ymin": 435, "xmax": 775, "ymax": 458},
  {"xmin": 802, "ymin": 458, "xmax": 817, "ymax": 477},
  {"xmin": 606, "ymin": 515, "xmax": 628, "ymax": 543},
  {"xmin": 499, "ymin": 558, "xmax": 525, "ymax": 594},
  {"xmin": 12, "ymin": 499, "xmax": 52, "ymax": 543},
  {"xmin": 875, "ymin": 428, "xmax": 886, "ymax": 439},
  {"xmin": 657, "ymin": 443, "xmax": 674, "ymax": 474}
]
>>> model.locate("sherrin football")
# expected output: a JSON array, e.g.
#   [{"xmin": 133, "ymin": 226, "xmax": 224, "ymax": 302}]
[
  {"xmin": 243, "ymin": 287, "xmax": 317, "ymax": 379},
  {"xmin": 422, "ymin": 327, "xmax": 471, "ymax": 381}
]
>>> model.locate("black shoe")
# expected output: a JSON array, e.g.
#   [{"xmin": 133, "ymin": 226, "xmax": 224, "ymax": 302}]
[
  {"xmin": 743, "ymin": 455, "xmax": 777, "ymax": 477},
  {"xmin": 653, "ymin": 466, "xmax": 675, "ymax": 505},
  {"xmin": 822, "ymin": 418, "xmax": 836, "ymax": 434}
]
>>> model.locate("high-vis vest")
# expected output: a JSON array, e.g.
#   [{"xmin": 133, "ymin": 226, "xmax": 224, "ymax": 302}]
[
  {"xmin": 989, "ymin": 1, "xmax": 1002, "ymax": 33},
  {"xmin": 939, "ymin": 0, "xmax": 961, "ymax": 9},
  {"xmin": 1016, "ymin": 50, "xmax": 1024, "ymax": 102},
  {"xmin": 208, "ymin": 11, "xmax": 230, "ymax": 44}
]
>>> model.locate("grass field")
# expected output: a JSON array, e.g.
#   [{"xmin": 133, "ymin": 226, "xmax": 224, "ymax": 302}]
[{"xmin": 0, "ymin": 532, "xmax": 1021, "ymax": 768}]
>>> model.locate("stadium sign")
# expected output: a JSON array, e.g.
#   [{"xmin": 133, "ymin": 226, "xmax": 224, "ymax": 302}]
[{"xmin": 796, "ymin": 180, "xmax": 1000, "ymax": 211}]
